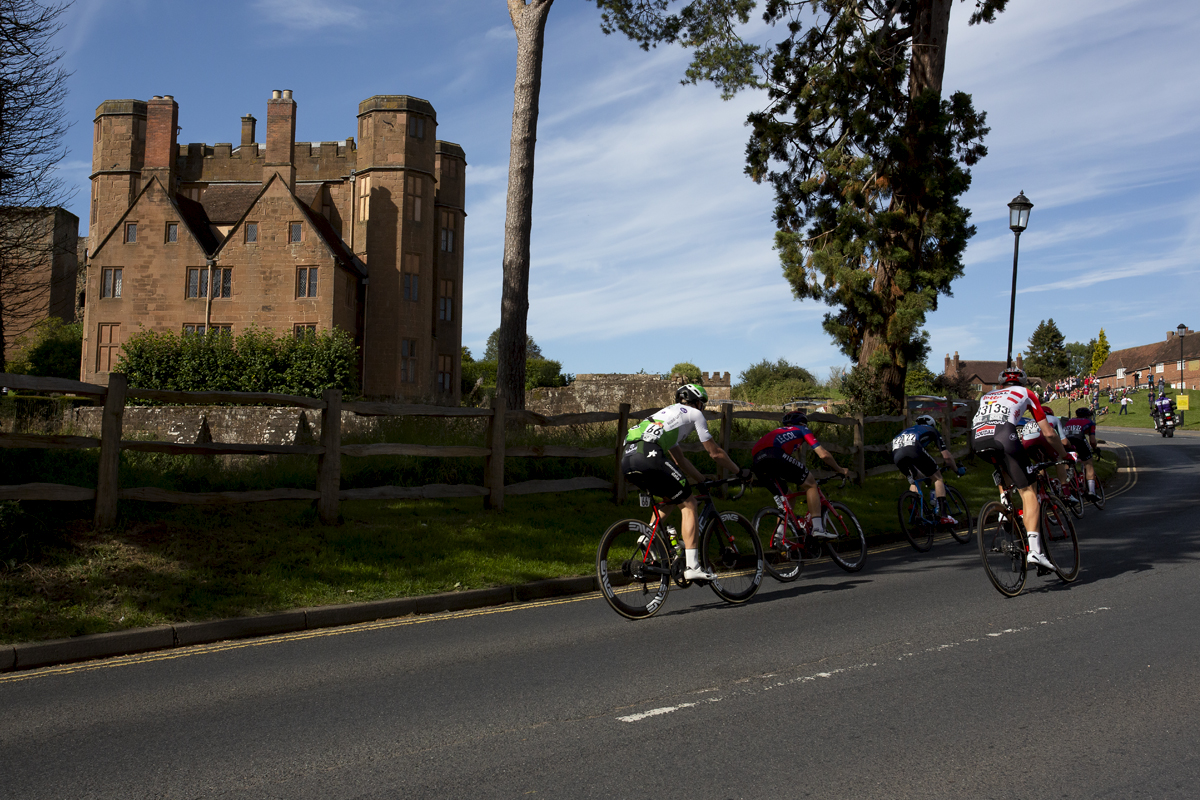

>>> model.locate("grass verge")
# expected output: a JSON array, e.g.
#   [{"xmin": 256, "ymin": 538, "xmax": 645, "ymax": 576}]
[{"xmin": 0, "ymin": 449, "xmax": 1119, "ymax": 646}]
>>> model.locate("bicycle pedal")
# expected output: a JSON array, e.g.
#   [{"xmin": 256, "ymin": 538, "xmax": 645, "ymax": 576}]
[{"xmin": 1035, "ymin": 565, "xmax": 1054, "ymax": 577}]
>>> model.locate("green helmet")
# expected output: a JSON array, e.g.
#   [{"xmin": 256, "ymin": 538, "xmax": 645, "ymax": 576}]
[{"xmin": 675, "ymin": 383, "xmax": 708, "ymax": 407}]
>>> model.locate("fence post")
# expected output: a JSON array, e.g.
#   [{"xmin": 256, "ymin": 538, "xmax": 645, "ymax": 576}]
[
  {"xmin": 942, "ymin": 395, "xmax": 954, "ymax": 444},
  {"xmin": 903, "ymin": 395, "xmax": 912, "ymax": 428},
  {"xmin": 93, "ymin": 372, "xmax": 127, "ymax": 529},
  {"xmin": 853, "ymin": 411, "xmax": 866, "ymax": 485},
  {"xmin": 485, "ymin": 394, "xmax": 506, "ymax": 510},
  {"xmin": 317, "ymin": 388, "xmax": 342, "ymax": 525},
  {"xmin": 614, "ymin": 402, "xmax": 630, "ymax": 505}
]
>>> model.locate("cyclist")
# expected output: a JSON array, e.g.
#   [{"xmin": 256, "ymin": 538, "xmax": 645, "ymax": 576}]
[
  {"xmin": 1063, "ymin": 407, "xmax": 1101, "ymax": 500},
  {"xmin": 621, "ymin": 383, "xmax": 748, "ymax": 582},
  {"xmin": 750, "ymin": 410, "xmax": 852, "ymax": 539},
  {"xmin": 971, "ymin": 367, "xmax": 1070, "ymax": 571},
  {"xmin": 891, "ymin": 414, "xmax": 966, "ymax": 525}
]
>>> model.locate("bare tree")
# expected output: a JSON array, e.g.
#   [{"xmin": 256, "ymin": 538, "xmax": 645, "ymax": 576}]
[
  {"xmin": 496, "ymin": 0, "xmax": 553, "ymax": 411},
  {"xmin": 0, "ymin": 0, "xmax": 73, "ymax": 372}
]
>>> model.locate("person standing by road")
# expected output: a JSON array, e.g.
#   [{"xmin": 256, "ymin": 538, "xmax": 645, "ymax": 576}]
[{"xmin": 1119, "ymin": 394, "xmax": 1129, "ymax": 415}]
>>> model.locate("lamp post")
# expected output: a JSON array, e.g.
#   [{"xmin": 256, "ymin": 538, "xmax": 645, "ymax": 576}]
[
  {"xmin": 1179, "ymin": 323, "xmax": 1188, "ymax": 424},
  {"xmin": 1005, "ymin": 191, "xmax": 1033, "ymax": 368}
]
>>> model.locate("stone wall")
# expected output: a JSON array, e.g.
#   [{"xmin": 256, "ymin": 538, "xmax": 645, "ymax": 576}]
[
  {"xmin": 526, "ymin": 371, "xmax": 732, "ymax": 416},
  {"xmin": 71, "ymin": 406, "xmax": 379, "ymax": 445}
]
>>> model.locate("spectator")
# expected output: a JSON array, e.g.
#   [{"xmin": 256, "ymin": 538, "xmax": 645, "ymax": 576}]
[{"xmin": 1119, "ymin": 395, "xmax": 1129, "ymax": 415}]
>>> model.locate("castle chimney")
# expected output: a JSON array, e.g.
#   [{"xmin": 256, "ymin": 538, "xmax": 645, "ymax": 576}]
[
  {"xmin": 143, "ymin": 95, "xmax": 179, "ymax": 193},
  {"xmin": 241, "ymin": 114, "xmax": 256, "ymax": 146},
  {"xmin": 953, "ymin": 351, "xmax": 960, "ymax": 376},
  {"xmin": 265, "ymin": 89, "xmax": 296, "ymax": 189}
]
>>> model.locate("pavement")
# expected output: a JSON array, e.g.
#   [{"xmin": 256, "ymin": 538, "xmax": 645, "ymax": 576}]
[{"xmin": 2, "ymin": 445, "xmax": 1137, "ymax": 674}]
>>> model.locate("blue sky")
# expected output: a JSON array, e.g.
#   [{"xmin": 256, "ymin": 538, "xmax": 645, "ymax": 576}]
[{"xmin": 56, "ymin": 0, "xmax": 1200, "ymax": 382}]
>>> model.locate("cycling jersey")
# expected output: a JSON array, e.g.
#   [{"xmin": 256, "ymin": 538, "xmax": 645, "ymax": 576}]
[
  {"xmin": 890, "ymin": 424, "xmax": 947, "ymax": 454},
  {"xmin": 1062, "ymin": 417, "xmax": 1097, "ymax": 439},
  {"xmin": 1018, "ymin": 414, "xmax": 1065, "ymax": 449},
  {"xmin": 750, "ymin": 424, "xmax": 821, "ymax": 459},
  {"xmin": 973, "ymin": 386, "xmax": 1048, "ymax": 428},
  {"xmin": 625, "ymin": 403, "xmax": 713, "ymax": 450}
]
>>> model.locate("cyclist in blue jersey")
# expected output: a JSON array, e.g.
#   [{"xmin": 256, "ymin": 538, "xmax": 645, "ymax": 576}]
[
  {"xmin": 621, "ymin": 383, "xmax": 748, "ymax": 582},
  {"xmin": 892, "ymin": 414, "xmax": 965, "ymax": 525}
]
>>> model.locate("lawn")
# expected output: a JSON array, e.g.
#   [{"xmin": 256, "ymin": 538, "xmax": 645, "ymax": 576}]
[
  {"xmin": 0, "ymin": 446, "xmax": 1118, "ymax": 645},
  {"xmin": 1046, "ymin": 389, "xmax": 1200, "ymax": 433}
]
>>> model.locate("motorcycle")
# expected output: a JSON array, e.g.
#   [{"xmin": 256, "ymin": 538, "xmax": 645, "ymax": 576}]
[{"xmin": 1157, "ymin": 408, "xmax": 1176, "ymax": 438}]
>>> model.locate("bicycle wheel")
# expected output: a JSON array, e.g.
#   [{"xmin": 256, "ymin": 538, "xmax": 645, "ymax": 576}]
[
  {"xmin": 944, "ymin": 486, "xmax": 972, "ymax": 544},
  {"xmin": 1040, "ymin": 498, "xmax": 1079, "ymax": 583},
  {"xmin": 752, "ymin": 507, "xmax": 803, "ymax": 582},
  {"xmin": 702, "ymin": 512, "xmax": 764, "ymax": 604},
  {"xmin": 1060, "ymin": 467, "xmax": 1084, "ymax": 519},
  {"xmin": 1090, "ymin": 476, "xmax": 1106, "ymax": 510},
  {"xmin": 596, "ymin": 519, "xmax": 673, "ymax": 620},
  {"xmin": 897, "ymin": 491, "xmax": 933, "ymax": 552},
  {"xmin": 823, "ymin": 502, "xmax": 867, "ymax": 572},
  {"xmin": 977, "ymin": 501, "xmax": 1026, "ymax": 597}
]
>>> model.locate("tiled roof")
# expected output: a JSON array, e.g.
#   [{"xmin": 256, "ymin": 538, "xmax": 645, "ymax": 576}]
[
  {"xmin": 1094, "ymin": 336, "xmax": 1200, "ymax": 378},
  {"xmin": 174, "ymin": 194, "xmax": 219, "ymax": 255},
  {"xmin": 199, "ymin": 184, "xmax": 261, "ymax": 223},
  {"xmin": 297, "ymin": 202, "xmax": 365, "ymax": 278}
]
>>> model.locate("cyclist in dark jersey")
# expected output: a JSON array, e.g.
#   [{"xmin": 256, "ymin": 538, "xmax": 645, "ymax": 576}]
[
  {"xmin": 749, "ymin": 410, "xmax": 850, "ymax": 539},
  {"xmin": 891, "ymin": 414, "xmax": 965, "ymax": 525},
  {"xmin": 622, "ymin": 383, "xmax": 748, "ymax": 582},
  {"xmin": 1062, "ymin": 407, "xmax": 1100, "ymax": 500}
]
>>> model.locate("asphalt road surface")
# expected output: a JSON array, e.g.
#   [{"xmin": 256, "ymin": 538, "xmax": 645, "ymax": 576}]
[{"xmin": 2, "ymin": 429, "xmax": 1198, "ymax": 799}]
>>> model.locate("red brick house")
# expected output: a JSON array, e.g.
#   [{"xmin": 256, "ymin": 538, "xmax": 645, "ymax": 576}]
[
  {"xmin": 942, "ymin": 351, "xmax": 1028, "ymax": 396},
  {"xmin": 82, "ymin": 91, "xmax": 465, "ymax": 402},
  {"xmin": 1095, "ymin": 328, "xmax": 1199, "ymax": 391}
]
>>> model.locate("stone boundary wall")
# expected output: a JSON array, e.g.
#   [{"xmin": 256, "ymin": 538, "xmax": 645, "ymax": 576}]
[
  {"xmin": 71, "ymin": 406, "xmax": 379, "ymax": 445},
  {"xmin": 527, "ymin": 372, "xmax": 731, "ymax": 416}
]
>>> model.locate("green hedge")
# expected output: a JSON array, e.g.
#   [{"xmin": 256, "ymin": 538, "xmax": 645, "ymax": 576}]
[{"xmin": 116, "ymin": 326, "xmax": 359, "ymax": 397}]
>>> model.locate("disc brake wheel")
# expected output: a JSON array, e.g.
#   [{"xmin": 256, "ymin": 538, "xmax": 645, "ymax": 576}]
[
  {"xmin": 702, "ymin": 512, "xmax": 764, "ymax": 604},
  {"xmin": 977, "ymin": 501, "xmax": 1026, "ymax": 597},
  {"xmin": 752, "ymin": 507, "xmax": 802, "ymax": 582},
  {"xmin": 596, "ymin": 519, "xmax": 672, "ymax": 620}
]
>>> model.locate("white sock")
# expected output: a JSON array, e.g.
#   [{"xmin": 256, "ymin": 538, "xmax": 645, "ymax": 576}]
[
  {"xmin": 810, "ymin": 515, "xmax": 824, "ymax": 532},
  {"xmin": 1088, "ymin": 479, "xmax": 1095, "ymax": 492},
  {"xmin": 1027, "ymin": 531, "xmax": 1042, "ymax": 555},
  {"xmin": 685, "ymin": 549, "xmax": 699, "ymax": 569}
]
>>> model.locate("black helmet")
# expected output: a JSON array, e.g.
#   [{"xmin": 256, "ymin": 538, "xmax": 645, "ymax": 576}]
[
  {"xmin": 781, "ymin": 410, "xmax": 808, "ymax": 427},
  {"xmin": 675, "ymin": 383, "xmax": 708, "ymax": 407},
  {"xmin": 1076, "ymin": 407, "xmax": 1092, "ymax": 418},
  {"xmin": 999, "ymin": 367, "xmax": 1027, "ymax": 386}
]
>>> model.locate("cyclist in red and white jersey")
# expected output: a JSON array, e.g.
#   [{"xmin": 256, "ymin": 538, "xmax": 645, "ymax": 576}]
[{"xmin": 971, "ymin": 367, "xmax": 1069, "ymax": 571}]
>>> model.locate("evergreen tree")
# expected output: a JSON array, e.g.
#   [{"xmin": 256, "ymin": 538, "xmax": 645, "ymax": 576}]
[
  {"xmin": 1091, "ymin": 328, "xmax": 1111, "ymax": 376},
  {"xmin": 590, "ymin": 0, "xmax": 1010, "ymax": 410},
  {"xmin": 484, "ymin": 327, "xmax": 542, "ymax": 362},
  {"xmin": 1023, "ymin": 319, "xmax": 1071, "ymax": 382},
  {"xmin": 1065, "ymin": 340, "xmax": 1095, "ymax": 378}
]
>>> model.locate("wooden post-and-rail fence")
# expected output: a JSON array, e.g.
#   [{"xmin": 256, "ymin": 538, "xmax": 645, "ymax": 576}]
[{"xmin": 0, "ymin": 373, "xmax": 976, "ymax": 527}]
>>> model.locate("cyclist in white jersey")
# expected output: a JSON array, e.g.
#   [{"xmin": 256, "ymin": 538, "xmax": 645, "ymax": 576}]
[
  {"xmin": 971, "ymin": 367, "xmax": 1069, "ymax": 571},
  {"xmin": 622, "ymin": 383, "xmax": 747, "ymax": 582}
]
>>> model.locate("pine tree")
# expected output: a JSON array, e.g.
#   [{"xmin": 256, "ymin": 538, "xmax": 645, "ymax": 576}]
[
  {"xmin": 1023, "ymin": 319, "xmax": 1071, "ymax": 381},
  {"xmin": 591, "ymin": 0, "xmax": 1011, "ymax": 410},
  {"xmin": 1091, "ymin": 328, "xmax": 1111, "ymax": 376}
]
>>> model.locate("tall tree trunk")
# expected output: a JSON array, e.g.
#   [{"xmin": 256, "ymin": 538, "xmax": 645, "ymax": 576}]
[
  {"xmin": 858, "ymin": 0, "xmax": 954, "ymax": 408},
  {"xmin": 497, "ymin": 0, "xmax": 553, "ymax": 412}
]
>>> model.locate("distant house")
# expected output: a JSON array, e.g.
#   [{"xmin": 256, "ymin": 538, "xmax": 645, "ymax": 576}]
[
  {"xmin": 942, "ymin": 351, "xmax": 1028, "ymax": 397},
  {"xmin": 1095, "ymin": 328, "xmax": 1199, "ymax": 391}
]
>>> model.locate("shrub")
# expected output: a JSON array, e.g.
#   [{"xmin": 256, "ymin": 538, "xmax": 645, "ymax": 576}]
[
  {"xmin": 670, "ymin": 362, "xmax": 701, "ymax": 381},
  {"xmin": 733, "ymin": 358, "xmax": 817, "ymax": 405},
  {"xmin": 116, "ymin": 326, "xmax": 359, "ymax": 397},
  {"xmin": 6, "ymin": 318, "xmax": 82, "ymax": 379}
]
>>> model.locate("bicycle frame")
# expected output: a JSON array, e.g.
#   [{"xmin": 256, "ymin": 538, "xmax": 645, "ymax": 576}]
[
  {"xmin": 637, "ymin": 479, "xmax": 748, "ymax": 578},
  {"xmin": 767, "ymin": 477, "xmax": 841, "ymax": 555}
]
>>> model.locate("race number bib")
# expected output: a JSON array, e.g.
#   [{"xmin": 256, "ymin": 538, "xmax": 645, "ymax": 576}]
[
  {"xmin": 641, "ymin": 421, "xmax": 664, "ymax": 442},
  {"xmin": 892, "ymin": 432, "xmax": 918, "ymax": 450}
]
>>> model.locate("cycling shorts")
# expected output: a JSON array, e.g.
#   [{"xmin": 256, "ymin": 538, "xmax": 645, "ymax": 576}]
[
  {"xmin": 751, "ymin": 448, "xmax": 810, "ymax": 495},
  {"xmin": 621, "ymin": 441, "xmax": 691, "ymax": 504},
  {"xmin": 892, "ymin": 445, "xmax": 939, "ymax": 484},
  {"xmin": 1066, "ymin": 435, "xmax": 1093, "ymax": 461},
  {"xmin": 971, "ymin": 421, "xmax": 1033, "ymax": 489}
]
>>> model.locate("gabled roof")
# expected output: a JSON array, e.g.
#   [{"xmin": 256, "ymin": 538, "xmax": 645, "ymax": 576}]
[
  {"xmin": 955, "ymin": 360, "xmax": 1008, "ymax": 383},
  {"xmin": 1097, "ymin": 335, "xmax": 1200, "ymax": 377},
  {"xmin": 199, "ymin": 184, "xmax": 261, "ymax": 223},
  {"xmin": 90, "ymin": 176, "xmax": 218, "ymax": 259},
  {"xmin": 214, "ymin": 173, "xmax": 366, "ymax": 278}
]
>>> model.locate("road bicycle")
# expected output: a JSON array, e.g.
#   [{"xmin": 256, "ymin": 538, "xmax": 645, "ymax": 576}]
[
  {"xmin": 749, "ymin": 475, "xmax": 867, "ymax": 582},
  {"xmin": 1059, "ymin": 450, "xmax": 1106, "ymax": 517},
  {"xmin": 896, "ymin": 472, "xmax": 972, "ymax": 552},
  {"xmin": 977, "ymin": 461, "xmax": 1079, "ymax": 597},
  {"xmin": 596, "ymin": 476, "xmax": 764, "ymax": 620}
]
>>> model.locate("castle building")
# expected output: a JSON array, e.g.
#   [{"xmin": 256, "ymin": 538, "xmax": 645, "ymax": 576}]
[{"xmin": 82, "ymin": 91, "xmax": 465, "ymax": 402}]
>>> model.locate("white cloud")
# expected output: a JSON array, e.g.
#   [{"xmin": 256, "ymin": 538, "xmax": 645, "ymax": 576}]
[{"xmin": 252, "ymin": 0, "xmax": 365, "ymax": 31}]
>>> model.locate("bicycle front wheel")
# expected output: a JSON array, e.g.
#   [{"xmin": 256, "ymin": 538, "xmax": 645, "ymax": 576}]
[
  {"xmin": 596, "ymin": 519, "xmax": 673, "ymax": 620},
  {"xmin": 823, "ymin": 502, "xmax": 867, "ymax": 572},
  {"xmin": 945, "ymin": 486, "xmax": 972, "ymax": 544},
  {"xmin": 1061, "ymin": 467, "xmax": 1084, "ymax": 519},
  {"xmin": 977, "ymin": 501, "xmax": 1026, "ymax": 597},
  {"xmin": 1090, "ymin": 476, "xmax": 1106, "ymax": 510},
  {"xmin": 702, "ymin": 511, "xmax": 764, "ymax": 604},
  {"xmin": 897, "ymin": 492, "xmax": 933, "ymax": 552},
  {"xmin": 752, "ymin": 507, "xmax": 803, "ymax": 582},
  {"xmin": 1040, "ymin": 497, "xmax": 1080, "ymax": 582}
]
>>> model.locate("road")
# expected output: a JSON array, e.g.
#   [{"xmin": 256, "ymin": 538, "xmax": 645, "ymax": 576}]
[{"xmin": 2, "ymin": 429, "xmax": 1198, "ymax": 799}]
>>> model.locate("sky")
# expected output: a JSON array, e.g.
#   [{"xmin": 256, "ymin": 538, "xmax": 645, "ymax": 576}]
[{"xmin": 53, "ymin": 0, "xmax": 1200, "ymax": 383}]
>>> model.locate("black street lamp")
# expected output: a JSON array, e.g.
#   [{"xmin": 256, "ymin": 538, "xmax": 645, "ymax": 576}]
[
  {"xmin": 1178, "ymin": 323, "xmax": 1188, "ymax": 389},
  {"xmin": 1005, "ymin": 191, "xmax": 1033, "ymax": 368}
]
